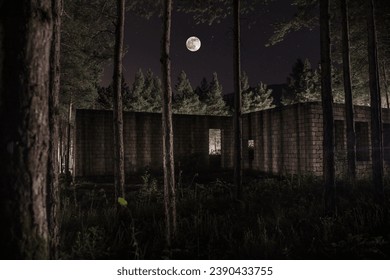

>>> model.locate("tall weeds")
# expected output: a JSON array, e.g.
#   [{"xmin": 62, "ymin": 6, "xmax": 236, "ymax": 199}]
[{"xmin": 59, "ymin": 173, "xmax": 390, "ymax": 259}]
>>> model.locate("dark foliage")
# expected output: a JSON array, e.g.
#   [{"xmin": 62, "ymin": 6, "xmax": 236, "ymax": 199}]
[{"xmin": 60, "ymin": 174, "xmax": 390, "ymax": 259}]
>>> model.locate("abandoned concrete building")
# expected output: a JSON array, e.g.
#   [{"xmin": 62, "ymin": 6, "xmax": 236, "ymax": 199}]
[{"xmin": 74, "ymin": 102, "xmax": 390, "ymax": 179}]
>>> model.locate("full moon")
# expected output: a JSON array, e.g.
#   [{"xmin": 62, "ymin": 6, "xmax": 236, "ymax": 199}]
[{"xmin": 186, "ymin": 36, "xmax": 201, "ymax": 52}]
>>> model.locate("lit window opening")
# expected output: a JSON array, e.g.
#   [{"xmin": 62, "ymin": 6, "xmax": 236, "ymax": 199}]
[
  {"xmin": 248, "ymin": 139, "xmax": 254, "ymax": 148},
  {"xmin": 209, "ymin": 129, "xmax": 221, "ymax": 155}
]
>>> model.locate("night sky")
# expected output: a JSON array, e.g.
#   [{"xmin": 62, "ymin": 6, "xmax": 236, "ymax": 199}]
[{"xmin": 102, "ymin": 1, "xmax": 320, "ymax": 94}]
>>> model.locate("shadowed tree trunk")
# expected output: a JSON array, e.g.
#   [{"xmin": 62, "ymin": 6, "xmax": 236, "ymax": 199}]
[
  {"xmin": 233, "ymin": 0, "xmax": 243, "ymax": 199},
  {"xmin": 0, "ymin": 0, "xmax": 52, "ymax": 259},
  {"xmin": 340, "ymin": 0, "xmax": 356, "ymax": 181},
  {"xmin": 320, "ymin": 0, "xmax": 336, "ymax": 215},
  {"xmin": 382, "ymin": 63, "xmax": 389, "ymax": 109},
  {"xmin": 112, "ymin": 0, "xmax": 126, "ymax": 201},
  {"xmin": 47, "ymin": 0, "xmax": 63, "ymax": 259},
  {"xmin": 65, "ymin": 94, "xmax": 72, "ymax": 179},
  {"xmin": 367, "ymin": 0, "xmax": 384, "ymax": 196},
  {"xmin": 161, "ymin": 0, "xmax": 177, "ymax": 247},
  {"xmin": 59, "ymin": 121, "xmax": 64, "ymax": 173}
]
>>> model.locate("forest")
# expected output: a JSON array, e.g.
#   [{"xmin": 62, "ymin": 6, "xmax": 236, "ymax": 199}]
[{"xmin": 0, "ymin": 0, "xmax": 390, "ymax": 259}]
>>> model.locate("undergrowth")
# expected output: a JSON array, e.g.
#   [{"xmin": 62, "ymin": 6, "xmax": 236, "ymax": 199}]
[{"xmin": 59, "ymin": 173, "xmax": 390, "ymax": 259}]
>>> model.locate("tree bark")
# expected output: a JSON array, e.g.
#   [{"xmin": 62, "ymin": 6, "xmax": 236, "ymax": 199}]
[
  {"xmin": 161, "ymin": 0, "xmax": 177, "ymax": 247},
  {"xmin": 0, "ymin": 0, "xmax": 52, "ymax": 259},
  {"xmin": 233, "ymin": 0, "xmax": 243, "ymax": 199},
  {"xmin": 367, "ymin": 0, "xmax": 384, "ymax": 195},
  {"xmin": 340, "ymin": 0, "xmax": 357, "ymax": 181},
  {"xmin": 59, "ymin": 121, "xmax": 64, "ymax": 173},
  {"xmin": 381, "ymin": 62, "xmax": 389, "ymax": 109},
  {"xmin": 47, "ymin": 0, "xmax": 62, "ymax": 259},
  {"xmin": 320, "ymin": 0, "xmax": 336, "ymax": 215},
  {"xmin": 65, "ymin": 95, "xmax": 73, "ymax": 179},
  {"xmin": 112, "ymin": 0, "xmax": 126, "ymax": 201}
]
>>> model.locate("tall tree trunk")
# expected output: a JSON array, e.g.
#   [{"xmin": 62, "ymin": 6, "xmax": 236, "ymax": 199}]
[
  {"xmin": 340, "ymin": 0, "xmax": 356, "ymax": 181},
  {"xmin": 65, "ymin": 95, "xmax": 73, "ymax": 179},
  {"xmin": 59, "ymin": 122, "xmax": 64, "ymax": 173},
  {"xmin": 113, "ymin": 0, "xmax": 126, "ymax": 200},
  {"xmin": 0, "ymin": 0, "xmax": 52, "ymax": 259},
  {"xmin": 161, "ymin": 0, "xmax": 177, "ymax": 247},
  {"xmin": 381, "ymin": 62, "xmax": 389, "ymax": 109},
  {"xmin": 367, "ymin": 0, "xmax": 384, "ymax": 195},
  {"xmin": 233, "ymin": 0, "xmax": 243, "ymax": 199},
  {"xmin": 320, "ymin": 0, "xmax": 336, "ymax": 215},
  {"xmin": 61, "ymin": 120, "xmax": 67, "ymax": 174},
  {"xmin": 47, "ymin": 0, "xmax": 62, "ymax": 260}
]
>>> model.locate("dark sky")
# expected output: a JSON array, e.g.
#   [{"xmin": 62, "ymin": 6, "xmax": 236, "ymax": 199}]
[{"xmin": 102, "ymin": 1, "xmax": 320, "ymax": 94}]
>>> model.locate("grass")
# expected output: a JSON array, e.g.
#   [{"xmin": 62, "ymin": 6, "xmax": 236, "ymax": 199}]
[{"xmin": 59, "ymin": 173, "xmax": 390, "ymax": 259}]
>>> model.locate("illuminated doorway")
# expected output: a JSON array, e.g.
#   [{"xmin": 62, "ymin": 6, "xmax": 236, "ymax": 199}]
[{"xmin": 209, "ymin": 129, "xmax": 222, "ymax": 168}]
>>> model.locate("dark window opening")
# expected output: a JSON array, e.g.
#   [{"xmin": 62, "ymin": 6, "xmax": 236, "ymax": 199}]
[{"xmin": 356, "ymin": 122, "xmax": 369, "ymax": 161}]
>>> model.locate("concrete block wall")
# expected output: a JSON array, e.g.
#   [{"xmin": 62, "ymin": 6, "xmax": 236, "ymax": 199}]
[
  {"xmin": 243, "ymin": 103, "xmax": 318, "ymax": 176},
  {"xmin": 243, "ymin": 102, "xmax": 390, "ymax": 177},
  {"xmin": 75, "ymin": 103, "xmax": 390, "ymax": 179},
  {"xmin": 280, "ymin": 102, "xmax": 389, "ymax": 177},
  {"xmin": 75, "ymin": 110, "xmax": 114, "ymax": 177},
  {"xmin": 74, "ymin": 110, "xmax": 233, "ymax": 178}
]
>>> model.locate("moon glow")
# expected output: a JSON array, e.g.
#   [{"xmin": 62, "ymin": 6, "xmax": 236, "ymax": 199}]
[{"xmin": 186, "ymin": 36, "xmax": 201, "ymax": 52}]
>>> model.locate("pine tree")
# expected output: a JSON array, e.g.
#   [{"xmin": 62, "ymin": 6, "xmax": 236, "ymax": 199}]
[
  {"xmin": 205, "ymin": 72, "xmax": 229, "ymax": 115},
  {"xmin": 97, "ymin": 75, "xmax": 130, "ymax": 110},
  {"xmin": 137, "ymin": 69, "xmax": 161, "ymax": 112},
  {"xmin": 173, "ymin": 70, "xmax": 205, "ymax": 114},
  {"xmin": 112, "ymin": 0, "xmax": 126, "ymax": 201},
  {"xmin": 122, "ymin": 79, "xmax": 131, "ymax": 109},
  {"xmin": 300, "ymin": 59, "xmax": 321, "ymax": 102},
  {"xmin": 266, "ymin": 0, "xmax": 390, "ymax": 107},
  {"xmin": 320, "ymin": 0, "xmax": 336, "ymax": 215},
  {"xmin": 60, "ymin": 0, "xmax": 116, "ymax": 182},
  {"xmin": 289, "ymin": 58, "xmax": 305, "ymax": 91},
  {"xmin": 283, "ymin": 58, "xmax": 304, "ymax": 105},
  {"xmin": 61, "ymin": 0, "xmax": 115, "ymax": 111},
  {"xmin": 99, "ymin": 69, "xmax": 161, "ymax": 113},
  {"xmin": 127, "ymin": 68, "xmax": 147, "ymax": 111},
  {"xmin": 127, "ymin": 68, "xmax": 155, "ymax": 112},
  {"xmin": 282, "ymin": 58, "xmax": 321, "ymax": 105},
  {"xmin": 243, "ymin": 82, "xmax": 274, "ymax": 113},
  {"xmin": 340, "ymin": 0, "xmax": 357, "ymax": 181},
  {"xmin": 1, "ymin": 0, "xmax": 53, "ymax": 259},
  {"xmin": 256, "ymin": 82, "xmax": 274, "ymax": 109},
  {"xmin": 47, "ymin": 0, "xmax": 63, "ymax": 259},
  {"xmin": 367, "ymin": 0, "xmax": 384, "ymax": 195},
  {"xmin": 151, "ymin": 76, "xmax": 162, "ymax": 112},
  {"xmin": 132, "ymin": 68, "xmax": 145, "ymax": 99},
  {"xmin": 143, "ymin": 69, "xmax": 155, "ymax": 100},
  {"xmin": 241, "ymin": 71, "xmax": 250, "ymax": 92},
  {"xmin": 161, "ymin": 0, "xmax": 176, "ymax": 247},
  {"xmin": 175, "ymin": 70, "xmax": 193, "ymax": 99},
  {"xmin": 97, "ymin": 85, "xmax": 113, "ymax": 109},
  {"xmin": 233, "ymin": 0, "xmax": 243, "ymax": 199},
  {"xmin": 195, "ymin": 77, "xmax": 210, "ymax": 101}
]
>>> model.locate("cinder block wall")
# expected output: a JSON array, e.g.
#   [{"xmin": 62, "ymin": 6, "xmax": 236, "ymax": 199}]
[
  {"xmin": 243, "ymin": 103, "xmax": 317, "ymax": 175},
  {"xmin": 74, "ymin": 110, "xmax": 233, "ymax": 178},
  {"xmin": 305, "ymin": 102, "xmax": 390, "ymax": 177},
  {"xmin": 242, "ymin": 102, "xmax": 390, "ymax": 177},
  {"xmin": 332, "ymin": 103, "xmax": 390, "ymax": 177},
  {"xmin": 75, "ymin": 103, "xmax": 390, "ymax": 179}
]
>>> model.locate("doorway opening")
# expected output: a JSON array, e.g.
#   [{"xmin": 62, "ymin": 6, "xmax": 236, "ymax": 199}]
[{"xmin": 209, "ymin": 129, "xmax": 222, "ymax": 168}]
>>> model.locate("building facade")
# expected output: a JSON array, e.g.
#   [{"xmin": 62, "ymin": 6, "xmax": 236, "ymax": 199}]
[{"xmin": 74, "ymin": 102, "xmax": 390, "ymax": 179}]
